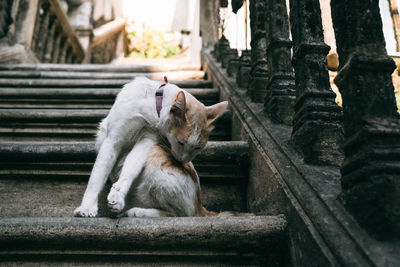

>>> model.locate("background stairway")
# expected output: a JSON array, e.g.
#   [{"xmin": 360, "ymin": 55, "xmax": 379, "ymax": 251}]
[{"xmin": 0, "ymin": 64, "xmax": 287, "ymax": 266}]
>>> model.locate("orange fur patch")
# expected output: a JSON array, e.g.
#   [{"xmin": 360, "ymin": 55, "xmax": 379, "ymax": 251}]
[{"xmin": 169, "ymin": 92, "xmax": 211, "ymax": 146}]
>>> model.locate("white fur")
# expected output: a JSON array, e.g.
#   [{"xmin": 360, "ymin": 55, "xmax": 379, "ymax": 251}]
[
  {"xmin": 132, "ymin": 161, "xmax": 198, "ymax": 216},
  {"xmin": 74, "ymin": 77, "xmax": 184, "ymax": 217}
]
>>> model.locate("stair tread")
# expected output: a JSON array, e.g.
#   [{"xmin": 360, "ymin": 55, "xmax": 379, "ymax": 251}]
[
  {"xmin": 0, "ymin": 216, "xmax": 286, "ymax": 265},
  {"xmin": 0, "ymin": 63, "xmax": 202, "ymax": 73},
  {"xmin": 0, "ymin": 141, "xmax": 247, "ymax": 159},
  {"xmin": 0, "ymin": 79, "xmax": 213, "ymax": 88},
  {"xmin": 0, "ymin": 216, "xmax": 286, "ymax": 252},
  {"xmin": 0, "ymin": 88, "xmax": 218, "ymax": 97},
  {"xmin": 0, "ymin": 108, "xmax": 230, "ymax": 121},
  {"xmin": 0, "ymin": 177, "xmax": 246, "ymax": 217},
  {"xmin": 0, "ymin": 70, "xmax": 205, "ymax": 80}
]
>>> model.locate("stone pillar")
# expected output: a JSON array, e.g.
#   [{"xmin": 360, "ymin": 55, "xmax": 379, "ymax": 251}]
[
  {"xmin": 263, "ymin": 0, "xmax": 295, "ymax": 125},
  {"xmin": 247, "ymin": 0, "xmax": 268, "ymax": 102},
  {"xmin": 236, "ymin": 50, "xmax": 252, "ymax": 89},
  {"xmin": 221, "ymin": 48, "xmax": 238, "ymax": 68},
  {"xmin": 289, "ymin": 0, "xmax": 344, "ymax": 166},
  {"xmin": 33, "ymin": 1, "xmax": 50, "ymax": 60},
  {"xmin": 43, "ymin": 15, "xmax": 57, "ymax": 62},
  {"xmin": 227, "ymin": 55, "xmax": 241, "ymax": 78},
  {"xmin": 331, "ymin": 0, "xmax": 400, "ymax": 239},
  {"xmin": 51, "ymin": 28, "xmax": 62, "ymax": 63},
  {"xmin": 58, "ymin": 37, "xmax": 68, "ymax": 63},
  {"xmin": 214, "ymin": 35, "xmax": 230, "ymax": 62}
]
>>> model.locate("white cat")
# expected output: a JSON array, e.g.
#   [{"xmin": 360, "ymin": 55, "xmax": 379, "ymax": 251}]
[{"xmin": 74, "ymin": 77, "xmax": 228, "ymax": 217}]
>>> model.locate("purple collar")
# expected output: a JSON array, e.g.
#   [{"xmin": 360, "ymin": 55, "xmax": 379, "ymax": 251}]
[{"xmin": 156, "ymin": 76, "xmax": 168, "ymax": 117}]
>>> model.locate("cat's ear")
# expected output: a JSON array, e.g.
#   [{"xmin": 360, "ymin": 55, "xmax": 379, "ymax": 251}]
[
  {"xmin": 171, "ymin": 91, "xmax": 186, "ymax": 119},
  {"xmin": 206, "ymin": 101, "xmax": 228, "ymax": 126}
]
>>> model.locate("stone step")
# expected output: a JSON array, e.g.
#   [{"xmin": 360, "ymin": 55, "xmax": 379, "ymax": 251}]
[
  {"xmin": 0, "ymin": 216, "xmax": 287, "ymax": 266},
  {"xmin": 0, "ymin": 70, "xmax": 205, "ymax": 80},
  {"xmin": 0, "ymin": 78, "xmax": 213, "ymax": 88},
  {"xmin": 0, "ymin": 109, "xmax": 231, "ymax": 141},
  {"xmin": 0, "ymin": 63, "xmax": 201, "ymax": 73},
  {"xmin": 0, "ymin": 88, "xmax": 219, "ymax": 108},
  {"xmin": 0, "ymin": 141, "xmax": 249, "ymax": 215}
]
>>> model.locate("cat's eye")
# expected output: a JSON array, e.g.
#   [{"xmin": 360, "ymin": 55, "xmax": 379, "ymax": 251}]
[{"xmin": 178, "ymin": 141, "xmax": 185, "ymax": 146}]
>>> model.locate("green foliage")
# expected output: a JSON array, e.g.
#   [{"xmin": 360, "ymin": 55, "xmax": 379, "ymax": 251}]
[{"xmin": 127, "ymin": 28, "xmax": 181, "ymax": 59}]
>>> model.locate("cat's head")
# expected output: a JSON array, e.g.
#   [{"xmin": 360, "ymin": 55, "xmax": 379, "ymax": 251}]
[{"xmin": 166, "ymin": 91, "xmax": 228, "ymax": 163}]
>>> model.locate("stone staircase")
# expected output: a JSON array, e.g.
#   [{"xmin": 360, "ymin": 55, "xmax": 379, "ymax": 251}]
[{"xmin": 0, "ymin": 64, "xmax": 287, "ymax": 266}]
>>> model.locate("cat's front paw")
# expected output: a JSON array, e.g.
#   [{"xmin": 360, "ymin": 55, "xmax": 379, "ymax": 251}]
[
  {"xmin": 107, "ymin": 185, "xmax": 125, "ymax": 213},
  {"xmin": 74, "ymin": 205, "xmax": 98, "ymax": 217}
]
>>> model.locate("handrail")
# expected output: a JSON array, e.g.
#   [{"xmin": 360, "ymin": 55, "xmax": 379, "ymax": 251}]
[
  {"xmin": 91, "ymin": 17, "xmax": 125, "ymax": 48},
  {"xmin": 90, "ymin": 17, "xmax": 126, "ymax": 63}
]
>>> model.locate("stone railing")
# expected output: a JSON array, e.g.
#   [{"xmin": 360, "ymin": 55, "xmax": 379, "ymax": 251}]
[
  {"xmin": 90, "ymin": 17, "xmax": 125, "ymax": 64},
  {"xmin": 0, "ymin": 0, "xmax": 84, "ymax": 64},
  {"xmin": 210, "ymin": 0, "xmax": 399, "ymax": 265}
]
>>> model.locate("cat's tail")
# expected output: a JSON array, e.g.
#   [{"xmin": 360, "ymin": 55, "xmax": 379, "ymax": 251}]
[{"xmin": 197, "ymin": 206, "xmax": 254, "ymax": 217}]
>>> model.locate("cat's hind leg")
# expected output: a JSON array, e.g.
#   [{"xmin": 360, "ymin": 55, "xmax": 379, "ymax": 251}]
[
  {"xmin": 124, "ymin": 207, "xmax": 175, "ymax": 217},
  {"xmin": 107, "ymin": 135, "xmax": 157, "ymax": 213}
]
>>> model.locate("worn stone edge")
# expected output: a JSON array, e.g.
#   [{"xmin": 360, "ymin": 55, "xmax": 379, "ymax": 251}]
[{"xmin": 0, "ymin": 216, "xmax": 286, "ymax": 252}]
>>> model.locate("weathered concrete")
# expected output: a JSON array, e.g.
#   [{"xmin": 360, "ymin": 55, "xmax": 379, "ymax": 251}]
[{"xmin": 202, "ymin": 50, "xmax": 400, "ymax": 267}]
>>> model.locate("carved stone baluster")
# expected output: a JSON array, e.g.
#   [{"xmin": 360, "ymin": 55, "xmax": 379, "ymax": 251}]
[
  {"xmin": 63, "ymin": 46, "xmax": 72, "ymax": 63},
  {"xmin": 30, "ymin": 0, "xmax": 42, "ymax": 51},
  {"xmin": 331, "ymin": 0, "xmax": 400, "ymax": 239},
  {"xmin": 227, "ymin": 55, "xmax": 241, "ymax": 78},
  {"xmin": 42, "ymin": 15, "xmax": 56, "ymax": 62},
  {"xmin": 289, "ymin": 0, "xmax": 344, "ymax": 166},
  {"xmin": 34, "ymin": 1, "xmax": 50, "ymax": 60},
  {"xmin": 51, "ymin": 28, "xmax": 62, "ymax": 63},
  {"xmin": 215, "ymin": 35, "xmax": 230, "ymax": 62},
  {"xmin": 221, "ymin": 48, "xmax": 238, "ymax": 69},
  {"xmin": 263, "ymin": 0, "xmax": 295, "ymax": 125},
  {"xmin": 247, "ymin": 0, "xmax": 268, "ymax": 102},
  {"xmin": 236, "ymin": 50, "xmax": 251, "ymax": 89},
  {"xmin": 72, "ymin": 55, "xmax": 78, "ymax": 63},
  {"xmin": 58, "ymin": 37, "xmax": 68, "ymax": 63},
  {"xmin": 66, "ymin": 47, "xmax": 73, "ymax": 63}
]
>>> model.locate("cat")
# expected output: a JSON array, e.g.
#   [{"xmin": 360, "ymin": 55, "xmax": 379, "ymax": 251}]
[
  {"xmin": 74, "ymin": 77, "xmax": 228, "ymax": 217},
  {"xmin": 120, "ymin": 143, "xmax": 253, "ymax": 217}
]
